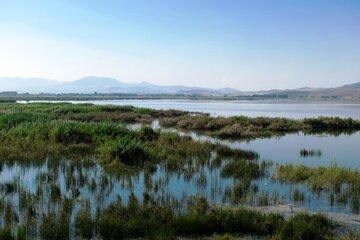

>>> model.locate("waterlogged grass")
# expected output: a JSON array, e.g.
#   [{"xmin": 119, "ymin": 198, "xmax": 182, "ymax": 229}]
[
  {"xmin": 0, "ymin": 156, "xmax": 293, "ymax": 239},
  {"xmin": 0, "ymin": 102, "xmax": 189, "ymax": 124},
  {"xmin": 272, "ymin": 212, "xmax": 335, "ymax": 240},
  {"xmin": 0, "ymin": 110, "xmax": 262, "ymax": 178},
  {"xmin": 0, "ymin": 102, "xmax": 357, "ymax": 238},
  {"xmin": 1, "ymin": 102, "xmax": 359, "ymax": 141},
  {"xmin": 273, "ymin": 163, "xmax": 360, "ymax": 212},
  {"xmin": 0, "ymin": 195, "xmax": 336, "ymax": 239},
  {"xmin": 160, "ymin": 114, "xmax": 360, "ymax": 139}
]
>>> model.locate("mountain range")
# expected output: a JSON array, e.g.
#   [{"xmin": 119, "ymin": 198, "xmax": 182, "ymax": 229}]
[
  {"xmin": 0, "ymin": 77, "xmax": 242, "ymax": 96},
  {"xmin": 0, "ymin": 76, "xmax": 360, "ymax": 99}
]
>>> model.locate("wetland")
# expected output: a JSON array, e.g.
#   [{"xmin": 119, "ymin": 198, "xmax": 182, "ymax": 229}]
[{"xmin": 0, "ymin": 102, "xmax": 360, "ymax": 239}]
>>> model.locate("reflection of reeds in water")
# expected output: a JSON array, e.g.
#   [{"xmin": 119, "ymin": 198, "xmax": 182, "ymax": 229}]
[
  {"xmin": 274, "ymin": 163, "xmax": 360, "ymax": 213},
  {"xmin": 300, "ymin": 149, "xmax": 322, "ymax": 158},
  {"xmin": 0, "ymin": 139, "xmax": 276, "ymax": 239}
]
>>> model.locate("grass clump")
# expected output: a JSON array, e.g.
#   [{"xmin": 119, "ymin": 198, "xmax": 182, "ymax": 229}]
[
  {"xmin": 95, "ymin": 195, "xmax": 285, "ymax": 239},
  {"xmin": 274, "ymin": 213, "xmax": 334, "ymax": 240},
  {"xmin": 94, "ymin": 195, "xmax": 337, "ymax": 239},
  {"xmin": 76, "ymin": 206, "xmax": 93, "ymax": 239},
  {"xmin": 0, "ymin": 227, "xmax": 14, "ymax": 240},
  {"xmin": 273, "ymin": 163, "xmax": 360, "ymax": 207},
  {"xmin": 221, "ymin": 160, "xmax": 265, "ymax": 180},
  {"xmin": 40, "ymin": 202, "xmax": 71, "ymax": 240},
  {"xmin": 293, "ymin": 189, "xmax": 305, "ymax": 202},
  {"xmin": 274, "ymin": 163, "xmax": 360, "ymax": 193},
  {"xmin": 97, "ymin": 136, "xmax": 150, "ymax": 167},
  {"xmin": 160, "ymin": 113, "xmax": 360, "ymax": 140},
  {"xmin": 52, "ymin": 121, "xmax": 93, "ymax": 144},
  {"xmin": 0, "ymin": 112, "xmax": 51, "ymax": 129}
]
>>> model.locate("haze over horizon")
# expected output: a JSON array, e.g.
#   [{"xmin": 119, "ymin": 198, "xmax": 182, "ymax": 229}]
[
  {"xmin": 0, "ymin": 75, "xmax": 359, "ymax": 92},
  {"xmin": 1, "ymin": 0, "xmax": 360, "ymax": 91}
]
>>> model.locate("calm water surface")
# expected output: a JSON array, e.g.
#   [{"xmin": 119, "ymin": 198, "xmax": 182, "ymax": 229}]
[{"xmin": 22, "ymin": 99, "xmax": 360, "ymax": 119}]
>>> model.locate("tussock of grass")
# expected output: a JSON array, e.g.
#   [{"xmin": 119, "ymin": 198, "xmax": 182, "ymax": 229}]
[
  {"xmin": 273, "ymin": 163, "xmax": 360, "ymax": 212},
  {"xmin": 160, "ymin": 114, "xmax": 360, "ymax": 140},
  {"xmin": 94, "ymin": 195, "xmax": 335, "ymax": 240}
]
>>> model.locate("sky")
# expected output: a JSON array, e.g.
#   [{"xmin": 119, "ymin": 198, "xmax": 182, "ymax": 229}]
[{"xmin": 0, "ymin": 0, "xmax": 360, "ymax": 91}]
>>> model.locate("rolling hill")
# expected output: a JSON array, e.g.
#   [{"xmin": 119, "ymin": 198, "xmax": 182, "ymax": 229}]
[{"xmin": 0, "ymin": 76, "xmax": 359, "ymax": 99}]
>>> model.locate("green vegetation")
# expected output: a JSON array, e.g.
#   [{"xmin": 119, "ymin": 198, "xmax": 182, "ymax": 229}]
[
  {"xmin": 0, "ymin": 102, "xmax": 358, "ymax": 141},
  {"xmin": 272, "ymin": 212, "xmax": 334, "ymax": 240},
  {"xmin": 75, "ymin": 206, "xmax": 93, "ymax": 239},
  {"xmin": 96, "ymin": 199, "xmax": 272, "ymax": 239},
  {"xmin": 0, "ymin": 102, "xmax": 357, "ymax": 239},
  {"xmin": 273, "ymin": 163, "xmax": 360, "ymax": 212},
  {"xmin": 0, "ymin": 102, "xmax": 188, "ymax": 125},
  {"xmin": 0, "ymin": 187, "xmax": 338, "ymax": 239},
  {"xmin": 293, "ymin": 189, "xmax": 305, "ymax": 202},
  {"xmin": 160, "ymin": 114, "xmax": 360, "ymax": 139}
]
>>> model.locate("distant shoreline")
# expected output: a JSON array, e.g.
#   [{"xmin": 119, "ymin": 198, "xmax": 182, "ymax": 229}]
[{"xmin": 1, "ymin": 94, "xmax": 360, "ymax": 104}]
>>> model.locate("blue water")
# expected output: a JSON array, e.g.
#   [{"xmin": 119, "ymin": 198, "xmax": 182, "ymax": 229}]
[{"xmin": 21, "ymin": 99, "xmax": 360, "ymax": 119}]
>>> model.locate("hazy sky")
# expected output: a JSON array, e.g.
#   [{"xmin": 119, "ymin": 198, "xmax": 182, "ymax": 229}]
[{"xmin": 0, "ymin": 0, "xmax": 360, "ymax": 90}]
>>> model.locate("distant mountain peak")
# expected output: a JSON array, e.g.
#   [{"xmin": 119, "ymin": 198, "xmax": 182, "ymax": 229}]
[
  {"xmin": 71, "ymin": 76, "xmax": 121, "ymax": 86},
  {"xmin": 0, "ymin": 77, "xmax": 359, "ymax": 99}
]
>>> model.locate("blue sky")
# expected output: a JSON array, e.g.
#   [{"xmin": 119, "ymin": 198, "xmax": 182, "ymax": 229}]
[{"xmin": 0, "ymin": 0, "xmax": 359, "ymax": 90}]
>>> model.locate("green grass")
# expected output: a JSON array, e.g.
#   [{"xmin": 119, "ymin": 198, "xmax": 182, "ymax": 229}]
[
  {"xmin": 0, "ymin": 106, "xmax": 256, "ymax": 177},
  {"xmin": 273, "ymin": 212, "xmax": 334, "ymax": 240},
  {"xmin": 0, "ymin": 102, "xmax": 359, "ymax": 141},
  {"xmin": 94, "ymin": 195, "xmax": 335, "ymax": 240},
  {"xmin": 273, "ymin": 163, "xmax": 360, "ymax": 212},
  {"xmin": 0, "ymin": 190, "xmax": 336, "ymax": 239},
  {"xmin": 160, "ymin": 114, "xmax": 360, "ymax": 139}
]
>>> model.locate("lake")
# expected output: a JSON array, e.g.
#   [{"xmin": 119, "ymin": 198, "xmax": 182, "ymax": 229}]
[{"xmin": 21, "ymin": 99, "xmax": 360, "ymax": 119}]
